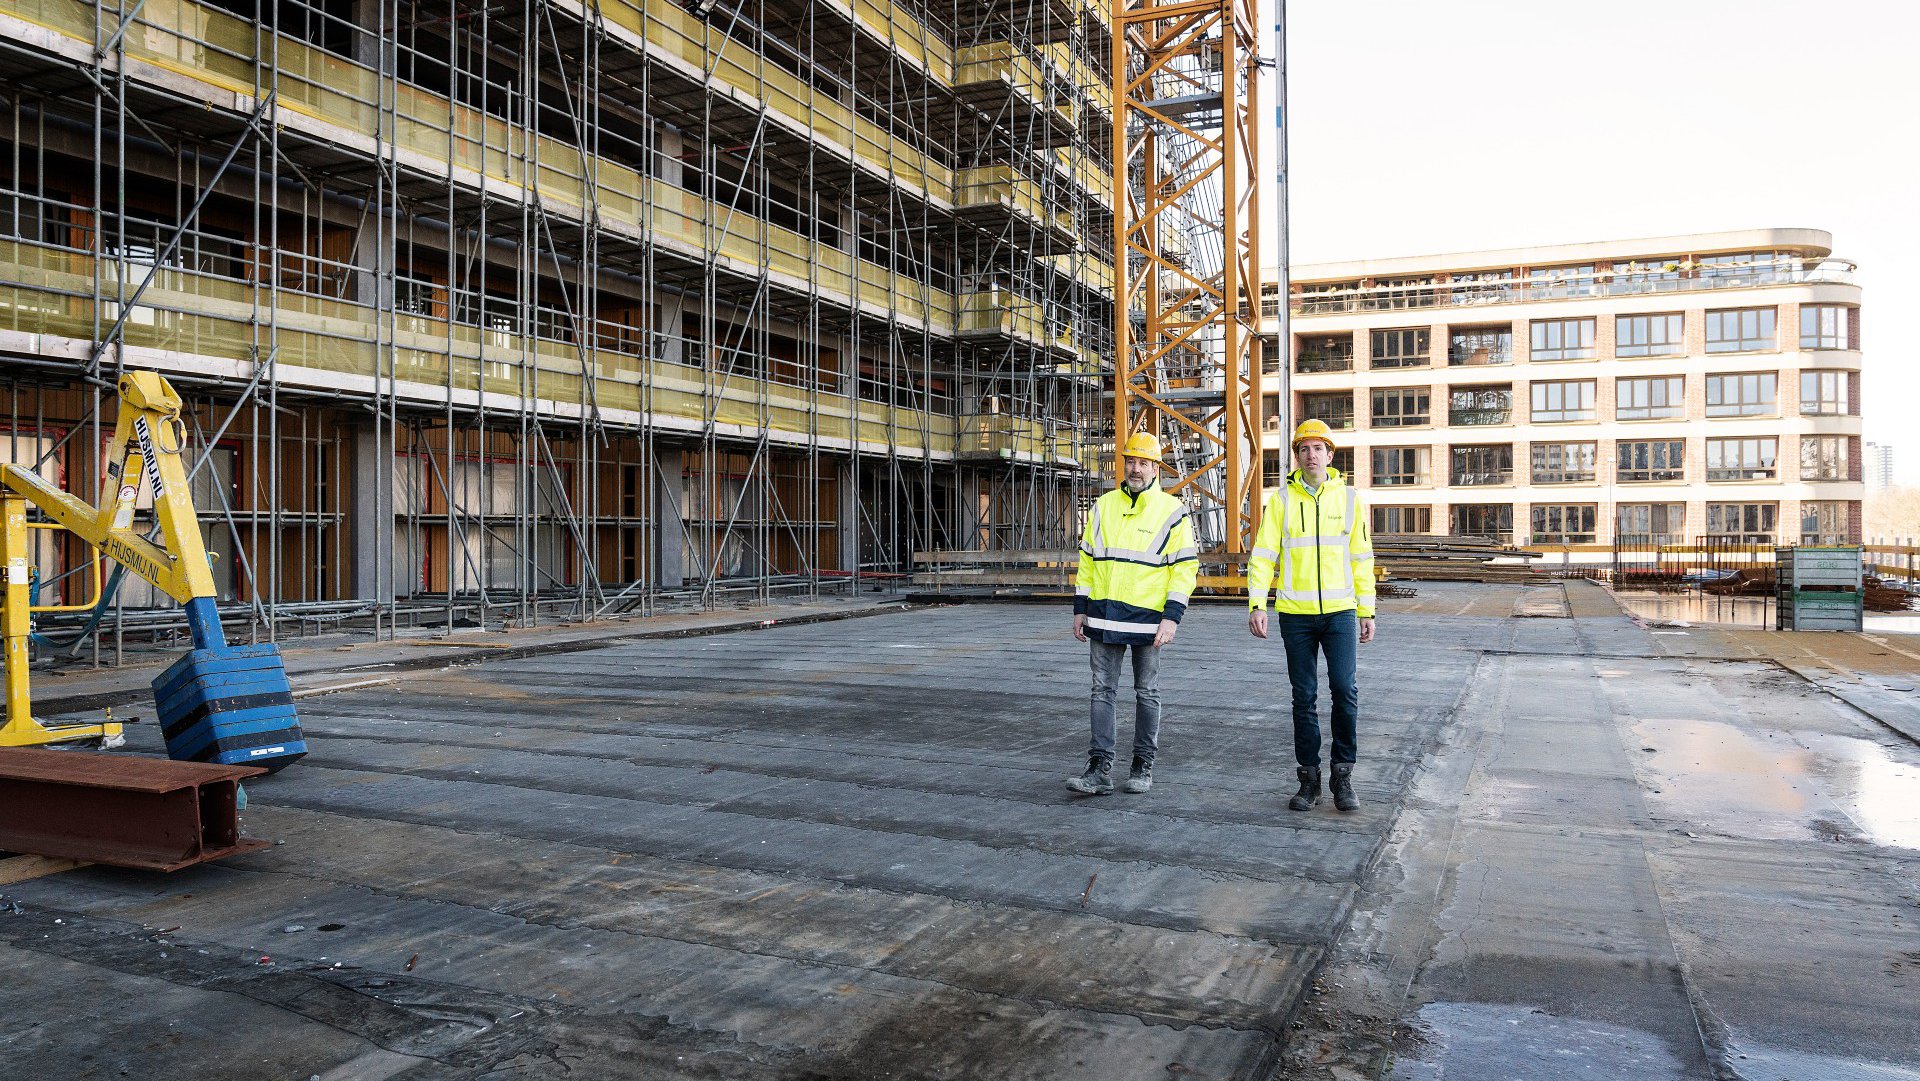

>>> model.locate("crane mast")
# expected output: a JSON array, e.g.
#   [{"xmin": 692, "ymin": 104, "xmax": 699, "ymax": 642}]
[{"xmin": 1113, "ymin": 0, "xmax": 1269, "ymax": 556}]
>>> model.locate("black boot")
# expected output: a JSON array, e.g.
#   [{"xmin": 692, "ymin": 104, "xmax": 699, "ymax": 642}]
[
  {"xmin": 1066, "ymin": 756, "xmax": 1113, "ymax": 795},
  {"xmin": 1288, "ymin": 766, "xmax": 1321, "ymax": 811},
  {"xmin": 1330, "ymin": 763, "xmax": 1358, "ymax": 812}
]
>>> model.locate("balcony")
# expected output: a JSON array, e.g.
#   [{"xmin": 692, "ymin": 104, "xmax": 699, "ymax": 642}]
[
  {"xmin": 1448, "ymin": 406, "xmax": 1511, "ymax": 427},
  {"xmin": 1290, "ymin": 257, "xmax": 1857, "ymax": 316},
  {"xmin": 1450, "ymin": 469, "xmax": 1513, "ymax": 486},
  {"xmin": 1295, "ymin": 350, "xmax": 1353, "ymax": 374}
]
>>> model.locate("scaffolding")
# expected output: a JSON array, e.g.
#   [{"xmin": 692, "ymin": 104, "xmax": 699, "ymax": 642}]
[{"xmin": 0, "ymin": 0, "xmax": 1114, "ymax": 660}]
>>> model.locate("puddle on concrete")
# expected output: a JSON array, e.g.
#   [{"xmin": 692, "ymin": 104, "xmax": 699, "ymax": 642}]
[
  {"xmin": 1632, "ymin": 717, "xmax": 1920, "ymax": 850},
  {"xmin": 1631, "ymin": 717, "xmax": 1817, "ymax": 840},
  {"xmin": 1391, "ymin": 1002, "xmax": 1690, "ymax": 1080},
  {"xmin": 1732, "ymin": 1036, "xmax": 1920, "ymax": 1081},
  {"xmin": 1613, "ymin": 591, "xmax": 1773, "ymax": 628},
  {"xmin": 1615, "ymin": 590, "xmax": 1920, "ymax": 634},
  {"xmin": 1797, "ymin": 732, "xmax": 1920, "ymax": 850}
]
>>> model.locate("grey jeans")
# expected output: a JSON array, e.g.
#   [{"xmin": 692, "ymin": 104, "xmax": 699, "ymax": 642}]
[{"xmin": 1088, "ymin": 639, "xmax": 1161, "ymax": 767}]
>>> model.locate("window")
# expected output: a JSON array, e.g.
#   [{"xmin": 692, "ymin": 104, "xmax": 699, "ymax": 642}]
[
  {"xmin": 1707, "ymin": 501, "xmax": 1777, "ymax": 542},
  {"xmin": 1371, "ymin": 328, "xmax": 1431, "ymax": 369},
  {"xmin": 1706, "ymin": 437, "xmax": 1777, "ymax": 481},
  {"xmin": 1530, "ymin": 380, "xmax": 1596, "ymax": 422},
  {"xmin": 1800, "ymin": 304, "xmax": 1852, "ymax": 350},
  {"xmin": 1704, "ymin": 372, "xmax": 1776, "ymax": 417},
  {"xmin": 1800, "ymin": 501, "xmax": 1851, "ymax": 545},
  {"xmin": 1332, "ymin": 447, "xmax": 1356, "ymax": 478},
  {"xmin": 1700, "ymin": 252, "xmax": 1788, "ymax": 285},
  {"xmin": 1527, "ymin": 264, "xmax": 1596, "ymax": 299},
  {"xmin": 1801, "ymin": 435, "xmax": 1848, "ymax": 481},
  {"xmin": 1800, "ymin": 371, "xmax": 1850, "ymax": 415},
  {"xmin": 1449, "ymin": 326, "xmax": 1512, "ymax": 366},
  {"xmin": 1529, "ymin": 318, "xmax": 1595, "ymax": 361},
  {"xmin": 1531, "ymin": 504, "xmax": 1598, "ymax": 544},
  {"xmin": 1297, "ymin": 281, "xmax": 1357, "ymax": 315},
  {"xmin": 1364, "ymin": 276, "xmax": 1437, "ymax": 311},
  {"xmin": 1706, "ymin": 307, "xmax": 1776, "ymax": 352},
  {"xmin": 1302, "ymin": 392, "xmax": 1355, "ymax": 430},
  {"xmin": 1448, "ymin": 385, "xmax": 1512, "ymax": 426},
  {"xmin": 1616, "ymin": 376, "xmax": 1684, "ymax": 421},
  {"xmin": 1371, "ymin": 386, "xmax": 1430, "ymax": 427},
  {"xmin": 1618, "ymin": 439, "xmax": 1685, "ymax": 483},
  {"xmin": 1616, "ymin": 503, "xmax": 1685, "ymax": 544},
  {"xmin": 1612, "ymin": 260, "xmax": 1681, "ymax": 294},
  {"xmin": 1450, "ymin": 269, "xmax": 1515, "ymax": 306},
  {"xmin": 1450, "ymin": 444, "xmax": 1514, "ymax": 486},
  {"xmin": 1531, "ymin": 442, "xmax": 1598, "ymax": 484},
  {"xmin": 1451, "ymin": 504, "xmax": 1512, "ymax": 540},
  {"xmin": 1372, "ymin": 505, "xmax": 1432, "ymax": 534},
  {"xmin": 1297, "ymin": 333, "xmax": 1353, "ymax": 373},
  {"xmin": 1615, "ymin": 313, "xmax": 1684, "ymax": 358},
  {"xmin": 1263, "ymin": 449, "xmax": 1284, "ymax": 488},
  {"xmin": 1371, "ymin": 446, "xmax": 1430, "ymax": 487}
]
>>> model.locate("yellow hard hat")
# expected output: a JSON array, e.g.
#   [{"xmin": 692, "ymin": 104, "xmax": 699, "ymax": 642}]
[
  {"xmin": 1121, "ymin": 431, "xmax": 1165, "ymax": 464},
  {"xmin": 1291, "ymin": 419, "xmax": 1336, "ymax": 452}
]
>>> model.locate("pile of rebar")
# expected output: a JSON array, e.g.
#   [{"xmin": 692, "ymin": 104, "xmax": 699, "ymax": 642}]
[{"xmin": 1865, "ymin": 575, "xmax": 1917, "ymax": 613}]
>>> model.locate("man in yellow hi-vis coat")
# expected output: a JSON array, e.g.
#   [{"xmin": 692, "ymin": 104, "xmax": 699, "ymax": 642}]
[
  {"xmin": 1247, "ymin": 419, "xmax": 1376, "ymax": 813},
  {"xmin": 1068, "ymin": 432, "xmax": 1198, "ymax": 796}
]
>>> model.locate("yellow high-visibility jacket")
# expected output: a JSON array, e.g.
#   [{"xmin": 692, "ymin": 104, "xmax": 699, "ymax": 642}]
[
  {"xmin": 1074, "ymin": 485, "xmax": 1199, "ymax": 645},
  {"xmin": 1247, "ymin": 468, "xmax": 1376, "ymax": 618}
]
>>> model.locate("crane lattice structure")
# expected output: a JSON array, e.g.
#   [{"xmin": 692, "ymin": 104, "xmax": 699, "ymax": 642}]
[{"xmin": 1112, "ymin": 0, "xmax": 1265, "ymax": 555}]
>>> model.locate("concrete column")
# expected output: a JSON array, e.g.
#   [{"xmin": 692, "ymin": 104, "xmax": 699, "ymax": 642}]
[
  {"xmin": 654, "ymin": 447, "xmax": 686, "ymax": 588},
  {"xmin": 350, "ymin": 421, "xmax": 394, "ymax": 603}
]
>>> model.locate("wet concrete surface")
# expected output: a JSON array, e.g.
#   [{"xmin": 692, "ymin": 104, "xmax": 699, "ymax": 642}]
[
  {"xmin": 7, "ymin": 583, "xmax": 1920, "ymax": 1079},
  {"xmin": 1284, "ymin": 580, "xmax": 1920, "ymax": 1081},
  {"xmin": 1, "ymin": 600, "xmax": 1476, "ymax": 1080}
]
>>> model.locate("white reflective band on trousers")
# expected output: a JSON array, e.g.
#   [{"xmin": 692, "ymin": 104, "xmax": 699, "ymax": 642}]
[{"xmin": 1275, "ymin": 486, "xmax": 1359, "ymax": 605}]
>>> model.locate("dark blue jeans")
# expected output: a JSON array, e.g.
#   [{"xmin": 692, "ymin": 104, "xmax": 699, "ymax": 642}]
[{"xmin": 1276, "ymin": 610, "xmax": 1359, "ymax": 768}]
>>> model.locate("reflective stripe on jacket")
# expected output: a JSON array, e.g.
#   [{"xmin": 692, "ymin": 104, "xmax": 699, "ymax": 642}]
[
  {"xmin": 1246, "ymin": 468, "xmax": 1376, "ymax": 619},
  {"xmin": 1073, "ymin": 485, "xmax": 1199, "ymax": 645}
]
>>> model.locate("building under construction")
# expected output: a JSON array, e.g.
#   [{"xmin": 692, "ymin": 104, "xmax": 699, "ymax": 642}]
[{"xmin": 0, "ymin": 0, "xmax": 1131, "ymax": 644}]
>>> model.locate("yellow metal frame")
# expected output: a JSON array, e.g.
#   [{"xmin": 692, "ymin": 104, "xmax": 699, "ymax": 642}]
[
  {"xmin": 0, "ymin": 371, "xmax": 220, "ymax": 747},
  {"xmin": 1113, "ymin": 0, "xmax": 1265, "ymax": 554}
]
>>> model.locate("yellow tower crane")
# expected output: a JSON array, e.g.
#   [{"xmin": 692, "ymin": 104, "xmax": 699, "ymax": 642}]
[{"xmin": 1113, "ymin": 0, "xmax": 1269, "ymax": 557}]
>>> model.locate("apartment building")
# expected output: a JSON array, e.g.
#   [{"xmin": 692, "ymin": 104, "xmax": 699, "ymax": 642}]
[
  {"xmin": 1269, "ymin": 229, "xmax": 1863, "ymax": 550},
  {"xmin": 1865, "ymin": 442, "xmax": 1896, "ymax": 492},
  {"xmin": 0, "ymin": 0, "xmax": 1121, "ymax": 634}
]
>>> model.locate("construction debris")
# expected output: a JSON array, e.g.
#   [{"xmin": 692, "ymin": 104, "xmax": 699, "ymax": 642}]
[
  {"xmin": 1866, "ymin": 576, "xmax": 1917, "ymax": 613},
  {"xmin": 1373, "ymin": 535, "xmax": 1544, "ymax": 584}
]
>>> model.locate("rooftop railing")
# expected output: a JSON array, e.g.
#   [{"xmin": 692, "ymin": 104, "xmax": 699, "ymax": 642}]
[{"xmin": 1284, "ymin": 258, "xmax": 1857, "ymax": 317}]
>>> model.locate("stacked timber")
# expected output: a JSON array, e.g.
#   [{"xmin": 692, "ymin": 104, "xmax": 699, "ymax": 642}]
[
  {"xmin": 910, "ymin": 549, "xmax": 1075, "ymax": 595},
  {"xmin": 1373, "ymin": 535, "xmax": 1544, "ymax": 584}
]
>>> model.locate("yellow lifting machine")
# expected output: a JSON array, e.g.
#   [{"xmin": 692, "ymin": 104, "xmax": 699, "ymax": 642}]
[{"xmin": 0, "ymin": 371, "xmax": 306, "ymax": 770}]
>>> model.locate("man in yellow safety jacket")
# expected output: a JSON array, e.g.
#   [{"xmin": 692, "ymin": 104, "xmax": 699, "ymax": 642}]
[
  {"xmin": 1068, "ymin": 432, "xmax": 1198, "ymax": 796},
  {"xmin": 1247, "ymin": 419, "xmax": 1376, "ymax": 813}
]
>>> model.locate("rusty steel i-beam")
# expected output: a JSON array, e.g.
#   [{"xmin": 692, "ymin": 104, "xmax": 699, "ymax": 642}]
[{"xmin": 0, "ymin": 748, "xmax": 268, "ymax": 871}]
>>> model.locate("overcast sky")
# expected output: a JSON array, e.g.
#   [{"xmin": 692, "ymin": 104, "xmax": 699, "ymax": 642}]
[{"xmin": 1282, "ymin": 0, "xmax": 1920, "ymax": 481}]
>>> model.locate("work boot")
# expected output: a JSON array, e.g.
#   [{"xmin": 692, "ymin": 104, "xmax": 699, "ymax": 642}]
[
  {"xmin": 1122, "ymin": 756, "xmax": 1153, "ymax": 794},
  {"xmin": 1066, "ymin": 757, "xmax": 1113, "ymax": 795},
  {"xmin": 1288, "ymin": 766, "xmax": 1321, "ymax": 811},
  {"xmin": 1330, "ymin": 763, "xmax": 1359, "ymax": 812}
]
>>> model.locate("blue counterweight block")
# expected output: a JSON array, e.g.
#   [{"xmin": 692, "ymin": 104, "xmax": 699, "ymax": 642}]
[{"xmin": 150, "ymin": 600, "xmax": 306, "ymax": 772}]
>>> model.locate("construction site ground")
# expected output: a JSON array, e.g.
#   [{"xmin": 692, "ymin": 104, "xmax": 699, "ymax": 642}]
[{"xmin": 2, "ymin": 581, "xmax": 1917, "ymax": 1080}]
